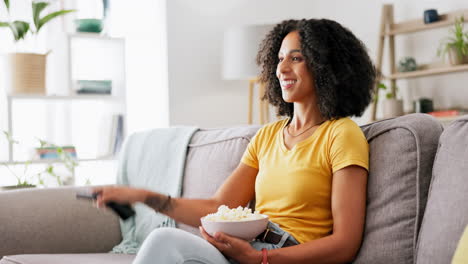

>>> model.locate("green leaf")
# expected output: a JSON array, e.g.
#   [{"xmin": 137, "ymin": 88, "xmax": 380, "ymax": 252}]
[
  {"xmin": 2, "ymin": 130, "xmax": 19, "ymax": 144},
  {"xmin": 37, "ymin": 138, "xmax": 48, "ymax": 148},
  {"xmin": 46, "ymin": 165, "xmax": 54, "ymax": 174},
  {"xmin": 378, "ymin": 83, "xmax": 387, "ymax": 90},
  {"xmin": 4, "ymin": 0, "xmax": 9, "ymax": 11},
  {"xmin": 36, "ymin": 9, "xmax": 75, "ymax": 33},
  {"xmin": 32, "ymin": 2, "xmax": 49, "ymax": 32},
  {"xmin": 386, "ymin": 92, "xmax": 394, "ymax": 99},
  {"xmin": 0, "ymin": 21, "xmax": 8, "ymax": 27},
  {"xmin": 9, "ymin": 20, "xmax": 30, "ymax": 41}
]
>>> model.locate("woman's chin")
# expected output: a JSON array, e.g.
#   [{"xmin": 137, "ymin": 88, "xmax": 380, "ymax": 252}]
[{"xmin": 282, "ymin": 95, "xmax": 294, "ymax": 103}]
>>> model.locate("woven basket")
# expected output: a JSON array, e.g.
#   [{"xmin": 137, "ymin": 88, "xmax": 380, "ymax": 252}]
[{"xmin": 8, "ymin": 53, "xmax": 46, "ymax": 94}]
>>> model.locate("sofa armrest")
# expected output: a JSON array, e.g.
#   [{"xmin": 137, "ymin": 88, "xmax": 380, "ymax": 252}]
[{"xmin": 0, "ymin": 186, "xmax": 122, "ymax": 257}]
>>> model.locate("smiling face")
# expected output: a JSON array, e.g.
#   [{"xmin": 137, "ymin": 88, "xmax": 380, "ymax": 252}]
[{"xmin": 276, "ymin": 31, "xmax": 315, "ymax": 104}]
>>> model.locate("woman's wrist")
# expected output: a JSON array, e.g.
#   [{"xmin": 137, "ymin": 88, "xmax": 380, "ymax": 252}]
[
  {"xmin": 144, "ymin": 192, "xmax": 174, "ymax": 212},
  {"xmin": 247, "ymin": 249, "xmax": 264, "ymax": 264}
]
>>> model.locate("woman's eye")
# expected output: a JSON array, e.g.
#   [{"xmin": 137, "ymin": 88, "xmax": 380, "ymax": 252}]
[
  {"xmin": 278, "ymin": 57, "xmax": 284, "ymax": 62},
  {"xmin": 292, "ymin": 57, "xmax": 302, "ymax": 61}
]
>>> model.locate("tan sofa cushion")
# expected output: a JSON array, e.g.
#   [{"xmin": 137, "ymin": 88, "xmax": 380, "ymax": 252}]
[
  {"xmin": 0, "ymin": 187, "xmax": 121, "ymax": 257},
  {"xmin": 0, "ymin": 253, "xmax": 134, "ymax": 264}
]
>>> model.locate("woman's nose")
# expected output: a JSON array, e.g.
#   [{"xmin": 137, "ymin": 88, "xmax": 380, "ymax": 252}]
[{"xmin": 277, "ymin": 60, "xmax": 291, "ymax": 74}]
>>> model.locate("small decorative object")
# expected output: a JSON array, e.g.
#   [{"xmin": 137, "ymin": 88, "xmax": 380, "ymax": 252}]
[
  {"xmin": 437, "ymin": 16, "xmax": 468, "ymax": 65},
  {"xmin": 398, "ymin": 57, "xmax": 418, "ymax": 72},
  {"xmin": 413, "ymin": 98, "xmax": 434, "ymax": 113},
  {"xmin": 76, "ymin": 80, "xmax": 112, "ymax": 94},
  {"xmin": 376, "ymin": 83, "xmax": 404, "ymax": 119},
  {"xmin": 75, "ymin": 19, "xmax": 103, "ymax": 33},
  {"xmin": 36, "ymin": 146, "xmax": 77, "ymax": 160},
  {"xmin": 424, "ymin": 9, "xmax": 439, "ymax": 24}
]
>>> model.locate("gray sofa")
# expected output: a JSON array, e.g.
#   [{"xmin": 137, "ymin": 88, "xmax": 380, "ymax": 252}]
[{"xmin": 1, "ymin": 113, "xmax": 467, "ymax": 264}]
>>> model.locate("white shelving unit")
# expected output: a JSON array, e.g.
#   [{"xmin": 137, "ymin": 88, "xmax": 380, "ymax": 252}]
[{"xmin": 1, "ymin": 33, "xmax": 126, "ymax": 186}]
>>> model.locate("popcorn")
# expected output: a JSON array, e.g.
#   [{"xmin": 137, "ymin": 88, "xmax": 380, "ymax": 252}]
[{"xmin": 203, "ymin": 205, "xmax": 264, "ymax": 221}]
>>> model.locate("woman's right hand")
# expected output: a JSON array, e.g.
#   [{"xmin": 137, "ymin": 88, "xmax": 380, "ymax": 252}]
[{"xmin": 92, "ymin": 186, "xmax": 150, "ymax": 208}]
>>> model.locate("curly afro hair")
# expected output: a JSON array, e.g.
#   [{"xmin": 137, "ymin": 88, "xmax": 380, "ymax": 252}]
[{"xmin": 256, "ymin": 19, "xmax": 376, "ymax": 119}]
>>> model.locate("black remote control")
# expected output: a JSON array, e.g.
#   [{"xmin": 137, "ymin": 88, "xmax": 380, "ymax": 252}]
[{"xmin": 76, "ymin": 192, "xmax": 136, "ymax": 220}]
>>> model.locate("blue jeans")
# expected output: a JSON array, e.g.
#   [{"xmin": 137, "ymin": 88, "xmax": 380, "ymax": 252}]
[{"xmin": 132, "ymin": 222, "xmax": 299, "ymax": 264}]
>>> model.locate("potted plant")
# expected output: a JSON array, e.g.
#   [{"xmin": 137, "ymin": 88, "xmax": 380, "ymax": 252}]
[
  {"xmin": 0, "ymin": 0, "xmax": 75, "ymax": 94},
  {"xmin": 1, "ymin": 131, "xmax": 79, "ymax": 190},
  {"xmin": 376, "ymin": 82, "xmax": 404, "ymax": 119},
  {"xmin": 437, "ymin": 16, "xmax": 468, "ymax": 65}
]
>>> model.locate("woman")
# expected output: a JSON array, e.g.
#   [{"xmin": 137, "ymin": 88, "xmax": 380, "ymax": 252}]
[{"xmin": 94, "ymin": 18, "xmax": 375, "ymax": 264}]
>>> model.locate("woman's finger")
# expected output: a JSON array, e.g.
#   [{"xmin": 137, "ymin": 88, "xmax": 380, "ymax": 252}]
[
  {"xmin": 214, "ymin": 232, "xmax": 232, "ymax": 244},
  {"xmin": 199, "ymin": 227, "xmax": 232, "ymax": 252},
  {"xmin": 199, "ymin": 227, "xmax": 222, "ymax": 249},
  {"xmin": 92, "ymin": 187, "xmax": 102, "ymax": 195}
]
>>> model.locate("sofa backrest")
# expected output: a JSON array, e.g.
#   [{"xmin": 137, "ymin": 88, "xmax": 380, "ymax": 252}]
[
  {"xmin": 354, "ymin": 114, "xmax": 443, "ymax": 264},
  {"xmin": 178, "ymin": 126, "xmax": 260, "ymax": 235},
  {"xmin": 416, "ymin": 115, "xmax": 468, "ymax": 264}
]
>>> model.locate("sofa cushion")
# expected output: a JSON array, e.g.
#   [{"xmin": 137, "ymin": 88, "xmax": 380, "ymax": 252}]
[
  {"xmin": 0, "ymin": 253, "xmax": 134, "ymax": 264},
  {"xmin": 0, "ymin": 187, "xmax": 121, "ymax": 257},
  {"xmin": 178, "ymin": 126, "xmax": 260, "ymax": 235},
  {"xmin": 416, "ymin": 115, "xmax": 468, "ymax": 264},
  {"xmin": 353, "ymin": 114, "xmax": 443, "ymax": 264}
]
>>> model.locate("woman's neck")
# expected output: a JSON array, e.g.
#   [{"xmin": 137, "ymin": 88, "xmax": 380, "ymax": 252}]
[{"xmin": 290, "ymin": 103, "xmax": 324, "ymax": 129}]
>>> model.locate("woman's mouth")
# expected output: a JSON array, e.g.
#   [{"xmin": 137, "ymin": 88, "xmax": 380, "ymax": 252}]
[{"xmin": 280, "ymin": 79, "xmax": 297, "ymax": 89}]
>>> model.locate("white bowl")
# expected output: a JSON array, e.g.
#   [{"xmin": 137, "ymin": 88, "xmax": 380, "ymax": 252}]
[{"xmin": 201, "ymin": 215, "xmax": 269, "ymax": 241}]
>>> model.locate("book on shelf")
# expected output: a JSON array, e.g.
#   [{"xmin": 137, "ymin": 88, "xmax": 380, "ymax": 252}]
[
  {"xmin": 36, "ymin": 146, "xmax": 77, "ymax": 160},
  {"xmin": 97, "ymin": 114, "xmax": 124, "ymax": 157},
  {"xmin": 428, "ymin": 109, "xmax": 468, "ymax": 118},
  {"xmin": 113, "ymin": 115, "xmax": 124, "ymax": 155},
  {"xmin": 76, "ymin": 80, "xmax": 112, "ymax": 94}
]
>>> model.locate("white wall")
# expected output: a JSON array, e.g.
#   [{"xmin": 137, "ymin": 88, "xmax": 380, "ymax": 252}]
[
  {"xmin": 110, "ymin": 0, "xmax": 170, "ymax": 132},
  {"xmin": 166, "ymin": 0, "xmax": 468, "ymax": 127}
]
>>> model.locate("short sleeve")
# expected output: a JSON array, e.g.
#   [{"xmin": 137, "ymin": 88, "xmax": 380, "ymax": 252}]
[
  {"xmin": 329, "ymin": 120, "xmax": 369, "ymax": 173},
  {"xmin": 240, "ymin": 128, "xmax": 264, "ymax": 169}
]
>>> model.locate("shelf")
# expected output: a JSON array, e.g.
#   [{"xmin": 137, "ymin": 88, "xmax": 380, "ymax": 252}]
[
  {"xmin": 68, "ymin": 32, "xmax": 124, "ymax": 42},
  {"xmin": 385, "ymin": 64, "xmax": 468, "ymax": 80},
  {"xmin": 387, "ymin": 9, "xmax": 468, "ymax": 35},
  {"xmin": 0, "ymin": 157, "xmax": 117, "ymax": 165},
  {"xmin": 7, "ymin": 94, "xmax": 124, "ymax": 101}
]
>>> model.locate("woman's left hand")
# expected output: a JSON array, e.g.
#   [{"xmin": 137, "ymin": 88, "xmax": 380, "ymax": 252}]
[{"xmin": 199, "ymin": 226, "xmax": 262, "ymax": 264}]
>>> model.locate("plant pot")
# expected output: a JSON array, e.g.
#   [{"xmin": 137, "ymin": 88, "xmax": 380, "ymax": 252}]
[
  {"xmin": 382, "ymin": 99, "xmax": 404, "ymax": 119},
  {"xmin": 447, "ymin": 46, "xmax": 465, "ymax": 66},
  {"xmin": 5, "ymin": 53, "xmax": 47, "ymax": 95}
]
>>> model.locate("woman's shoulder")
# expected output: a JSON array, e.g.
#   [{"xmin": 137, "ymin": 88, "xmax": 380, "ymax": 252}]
[
  {"xmin": 327, "ymin": 117, "xmax": 361, "ymax": 130},
  {"xmin": 325, "ymin": 117, "xmax": 364, "ymax": 137}
]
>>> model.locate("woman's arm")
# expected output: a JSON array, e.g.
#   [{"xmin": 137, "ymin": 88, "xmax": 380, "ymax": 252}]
[
  {"xmin": 94, "ymin": 163, "xmax": 258, "ymax": 228},
  {"xmin": 262, "ymin": 165, "xmax": 368, "ymax": 264}
]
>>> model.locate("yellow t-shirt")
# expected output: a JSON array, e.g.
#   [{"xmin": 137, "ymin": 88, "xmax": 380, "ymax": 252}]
[{"xmin": 241, "ymin": 117, "xmax": 369, "ymax": 244}]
